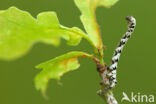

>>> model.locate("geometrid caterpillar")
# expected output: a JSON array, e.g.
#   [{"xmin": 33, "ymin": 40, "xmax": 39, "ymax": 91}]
[
  {"xmin": 93, "ymin": 16, "xmax": 136, "ymax": 104},
  {"xmin": 93, "ymin": 16, "xmax": 136, "ymax": 103},
  {"xmin": 107, "ymin": 16, "xmax": 136, "ymax": 88}
]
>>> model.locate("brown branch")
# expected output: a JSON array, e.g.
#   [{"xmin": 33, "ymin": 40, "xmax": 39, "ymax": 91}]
[{"xmin": 93, "ymin": 57, "xmax": 118, "ymax": 104}]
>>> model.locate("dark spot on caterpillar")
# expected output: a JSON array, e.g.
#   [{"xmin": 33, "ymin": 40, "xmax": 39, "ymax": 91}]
[
  {"xmin": 110, "ymin": 76, "xmax": 115, "ymax": 81},
  {"xmin": 130, "ymin": 29, "xmax": 133, "ymax": 32},
  {"xmin": 131, "ymin": 23, "xmax": 135, "ymax": 26},
  {"xmin": 128, "ymin": 30, "xmax": 131, "ymax": 32},
  {"xmin": 126, "ymin": 16, "xmax": 132, "ymax": 21},
  {"xmin": 118, "ymin": 42, "xmax": 122, "ymax": 47},
  {"xmin": 123, "ymin": 35, "xmax": 127, "ymax": 39},
  {"xmin": 118, "ymin": 41, "xmax": 125, "ymax": 47},
  {"xmin": 113, "ymin": 67, "xmax": 117, "ymax": 70},
  {"xmin": 112, "ymin": 58, "xmax": 118, "ymax": 64},
  {"xmin": 128, "ymin": 29, "xmax": 133, "ymax": 32},
  {"xmin": 114, "ymin": 51, "xmax": 118, "ymax": 56},
  {"xmin": 130, "ymin": 25, "xmax": 135, "ymax": 28},
  {"xmin": 119, "ymin": 41, "xmax": 125, "ymax": 47},
  {"xmin": 118, "ymin": 49, "xmax": 122, "ymax": 53},
  {"xmin": 121, "ymin": 41, "xmax": 126, "ymax": 45},
  {"xmin": 112, "ymin": 60, "xmax": 115, "ymax": 64},
  {"xmin": 115, "ymin": 59, "xmax": 119, "ymax": 62},
  {"xmin": 127, "ymin": 35, "xmax": 131, "ymax": 38}
]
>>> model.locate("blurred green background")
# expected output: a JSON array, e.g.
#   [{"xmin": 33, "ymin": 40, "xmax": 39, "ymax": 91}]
[{"xmin": 0, "ymin": 0, "xmax": 155, "ymax": 104}]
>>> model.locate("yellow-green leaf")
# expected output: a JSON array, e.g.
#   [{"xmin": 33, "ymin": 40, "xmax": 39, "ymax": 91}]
[
  {"xmin": 0, "ymin": 7, "xmax": 87, "ymax": 60},
  {"xmin": 35, "ymin": 51, "xmax": 93, "ymax": 94},
  {"xmin": 74, "ymin": 0, "xmax": 118, "ymax": 48}
]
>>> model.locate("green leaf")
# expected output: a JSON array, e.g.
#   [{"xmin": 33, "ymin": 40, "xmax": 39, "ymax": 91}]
[
  {"xmin": 0, "ymin": 7, "xmax": 87, "ymax": 60},
  {"xmin": 74, "ymin": 0, "xmax": 118, "ymax": 48},
  {"xmin": 35, "ymin": 51, "xmax": 93, "ymax": 94}
]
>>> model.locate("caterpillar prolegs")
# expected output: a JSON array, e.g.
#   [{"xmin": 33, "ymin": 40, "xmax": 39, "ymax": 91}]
[{"xmin": 107, "ymin": 16, "xmax": 136, "ymax": 88}]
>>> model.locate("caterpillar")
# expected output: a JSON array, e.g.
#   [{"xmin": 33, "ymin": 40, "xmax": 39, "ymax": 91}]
[{"xmin": 107, "ymin": 16, "xmax": 136, "ymax": 88}]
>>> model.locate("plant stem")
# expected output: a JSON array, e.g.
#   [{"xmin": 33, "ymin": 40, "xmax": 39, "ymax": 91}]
[
  {"xmin": 93, "ymin": 26, "xmax": 118, "ymax": 104},
  {"xmin": 93, "ymin": 55, "xmax": 118, "ymax": 104},
  {"xmin": 99, "ymin": 90, "xmax": 118, "ymax": 104},
  {"xmin": 94, "ymin": 16, "xmax": 136, "ymax": 104}
]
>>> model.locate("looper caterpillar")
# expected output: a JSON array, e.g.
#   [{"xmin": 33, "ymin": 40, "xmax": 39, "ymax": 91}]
[{"xmin": 107, "ymin": 16, "xmax": 136, "ymax": 88}]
